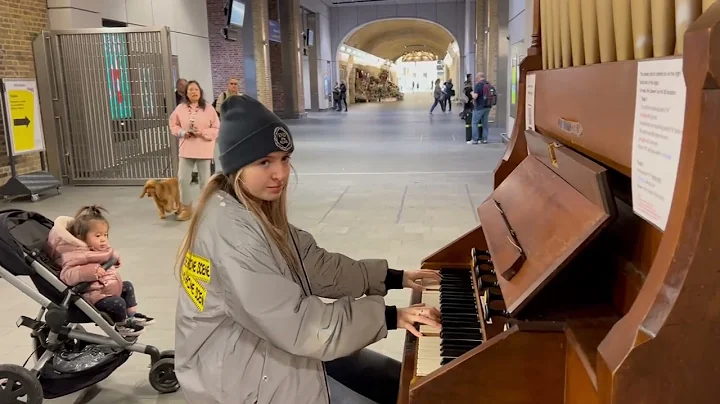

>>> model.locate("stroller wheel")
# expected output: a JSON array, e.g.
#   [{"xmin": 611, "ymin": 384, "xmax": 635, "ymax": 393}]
[
  {"xmin": 159, "ymin": 349, "xmax": 175, "ymax": 359},
  {"xmin": 149, "ymin": 358, "xmax": 179, "ymax": 394},
  {"xmin": 0, "ymin": 364, "xmax": 43, "ymax": 404}
]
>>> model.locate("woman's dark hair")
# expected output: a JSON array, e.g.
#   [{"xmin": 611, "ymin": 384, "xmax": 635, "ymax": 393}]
[
  {"xmin": 183, "ymin": 80, "xmax": 207, "ymax": 109},
  {"xmin": 69, "ymin": 205, "xmax": 109, "ymax": 240}
]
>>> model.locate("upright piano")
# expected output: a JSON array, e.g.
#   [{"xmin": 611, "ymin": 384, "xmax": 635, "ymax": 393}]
[{"xmin": 399, "ymin": 1, "xmax": 720, "ymax": 403}]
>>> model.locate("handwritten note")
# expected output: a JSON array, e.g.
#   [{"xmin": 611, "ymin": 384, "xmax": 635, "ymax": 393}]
[
  {"xmin": 631, "ymin": 58, "xmax": 685, "ymax": 231},
  {"xmin": 525, "ymin": 73, "xmax": 536, "ymax": 130}
]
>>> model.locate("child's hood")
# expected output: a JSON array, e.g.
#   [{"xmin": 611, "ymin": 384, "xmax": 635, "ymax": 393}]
[{"xmin": 48, "ymin": 216, "xmax": 88, "ymax": 249}]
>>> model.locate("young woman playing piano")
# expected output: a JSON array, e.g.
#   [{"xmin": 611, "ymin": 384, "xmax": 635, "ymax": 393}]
[{"xmin": 174, "ymin": 95, "xmax": 442, "ymax": 404}]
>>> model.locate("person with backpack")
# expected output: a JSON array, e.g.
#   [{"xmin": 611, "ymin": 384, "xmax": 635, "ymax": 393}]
[
  {"xmin": 214, "ymin": 78, "xmax": 241, "ymax": 118},
  {"xmin": 470, "ymin": 72, "xmax": 496, "ymax": 144},
  {"xmin": 443, "ymin": 79, "xmax": 455, "ymax": 112}
]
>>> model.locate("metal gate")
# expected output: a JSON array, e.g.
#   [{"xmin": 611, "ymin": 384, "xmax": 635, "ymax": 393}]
[{"xmin": 33, "ymin": 27, "xmax": 178, "ymax": 185}]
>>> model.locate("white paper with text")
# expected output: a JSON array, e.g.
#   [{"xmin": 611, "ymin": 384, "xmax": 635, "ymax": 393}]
[
  {"xmin": 525, "ymin": 73, "xmax": 536, "ymax": 130},
  {"xmin": 631, "ymin": 58, "xmax": 685, "ymax": 231}
]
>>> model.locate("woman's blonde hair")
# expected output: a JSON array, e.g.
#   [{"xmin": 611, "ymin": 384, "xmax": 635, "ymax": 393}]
[{"xmin": 175, "ymin": 170, "xmax": 299, "ymax": 277}]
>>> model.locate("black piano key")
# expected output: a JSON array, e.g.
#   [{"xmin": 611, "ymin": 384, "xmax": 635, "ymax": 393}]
[
  {"xmin": 441, "ymin": 357, "xmax": 457, "ymax": 365},
  {"xmin": 439, "ymin": 298, "xmax": 473, "ymax": 306},
  {"xmin": 439, "ymin": 270, "xmax": 470, "ymax": 278},
  {"xmin": 441, "ymin": 321, "xmax": 482, "ymax": 329},
  {"xmin": 441, "ymin": 343, "xmax": 478, "ymax": 352},
  {"xmin": 441, "ymin": 345, "xmax": 478, "ymax": 356},
  {"xmin": 439, "ymin": 289, "xmax": 473, "ymax": 296},
  {"xmin": 441, "ymin": 348, "xmax": 471, "ymax": 358},
  {"xmin": 439, "ymin": 311, "xmax": 478, "ymax": 318},
  {"xmin": 441, "ymin": 337, "xmax": 483, "ymax": 346},
  {"xmin": 439, "ymin": 289, "xmax": 474, "ymax": 295},
  {"xmin": 441, "ymin": 331, "xmax": 483, "ymax": 340},
  {"xmin": 441, "ymin": 308, "xmax": 478, "ymax": 316},
  {"xmin": 441, "ymin": 281, "xmax": 472, "ymax": 286}
]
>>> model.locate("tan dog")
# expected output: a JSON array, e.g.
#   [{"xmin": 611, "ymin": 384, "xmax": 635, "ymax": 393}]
[{"xmin": 140, "ymin": 178, "xmax": 181, "ymax": 219}]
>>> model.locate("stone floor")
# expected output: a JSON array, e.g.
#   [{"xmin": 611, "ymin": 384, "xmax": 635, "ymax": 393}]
[{"xmin": 0, "ymin": 92, "xmax": 505, "ymax": 403}]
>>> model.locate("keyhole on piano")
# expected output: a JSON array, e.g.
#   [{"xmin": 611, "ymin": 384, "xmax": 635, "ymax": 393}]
[{"xmin": 547, "ymin": 143, "xmax": 559, "ymax": 167}]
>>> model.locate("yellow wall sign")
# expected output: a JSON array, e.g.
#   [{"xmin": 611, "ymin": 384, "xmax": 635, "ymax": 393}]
[
  {"xmin": 1, "ymin": 79, "xmax": 45, "ymax": 156},
  {"xmin": 182, "ymin": 251, "xmax": 212, "ymax": 312}
]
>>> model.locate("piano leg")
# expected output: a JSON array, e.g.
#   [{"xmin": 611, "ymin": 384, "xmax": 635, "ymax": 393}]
[{"xmin": 325, "ymin": 348, "xmax": 402, "ymax": 404}]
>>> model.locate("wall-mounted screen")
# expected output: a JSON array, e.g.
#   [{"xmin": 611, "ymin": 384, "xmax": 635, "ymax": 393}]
[{"xmin": 229, "ymin": 0, "xmax": 245, "ymax": 27}]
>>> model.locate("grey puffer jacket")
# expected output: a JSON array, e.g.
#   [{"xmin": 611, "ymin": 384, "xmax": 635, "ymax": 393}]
[{"xmin": 175, "ymin": 191, "xmax": 393, "ymax": 404}]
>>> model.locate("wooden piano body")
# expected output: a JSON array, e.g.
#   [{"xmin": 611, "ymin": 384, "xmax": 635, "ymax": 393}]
[{"xmin": 399, "ymin": 0, "xmax": 720, "ymax": 403}]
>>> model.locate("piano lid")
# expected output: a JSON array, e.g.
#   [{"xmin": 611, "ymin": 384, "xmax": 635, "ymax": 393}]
[{"xmin": 478, "ymin": 136, "xmax": 615, "ymax": 315}]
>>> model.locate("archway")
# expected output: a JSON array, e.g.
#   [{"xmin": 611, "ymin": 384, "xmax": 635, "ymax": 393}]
[{"xmin": 335, "ymin": 18, "xmax": 460, "ymax": 104}]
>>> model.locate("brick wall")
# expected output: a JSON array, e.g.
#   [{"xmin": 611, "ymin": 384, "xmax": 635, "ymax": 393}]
[
  {"xmin": 206, "ymin": 0, "xmax": 245, "ymax": 100},
  {"xmin": 268, "ymin": 0, "xmax": 284, "ymax": 114},
  {"xmin": 0, "ymin": 0, "xmax": 47, "ymax": 186}
]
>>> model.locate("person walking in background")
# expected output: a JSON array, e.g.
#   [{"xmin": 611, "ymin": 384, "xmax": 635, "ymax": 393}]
[
  {"xmin": 339, "ymin": 81, "xmax": 348, "ymax": 112},
  {"xmin": 169, "ymin": 80, "xmax": 220, "ymax": 221},
  {"xmin": 211, "ymin": 77, "xmax": 240, "ymax": 173},
  {"xmin": 443, "ymin": 79, "xmax": 454, "ymax": 112},
  {"xmin": 214, "ymin": 77, "xmax": 241, "ymax": 117},
  {"xmin": 429, "ymin": 79, "xmax": 445, "ymax": 114},
  {"xmin": 333, "ymin": 82, "xmax": 341, "ymax": 111}
]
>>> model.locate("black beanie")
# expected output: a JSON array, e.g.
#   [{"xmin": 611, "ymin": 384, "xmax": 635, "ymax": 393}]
[{"xmin": 217, "ymin": 95, "xmax": 294, "ymax": 175}]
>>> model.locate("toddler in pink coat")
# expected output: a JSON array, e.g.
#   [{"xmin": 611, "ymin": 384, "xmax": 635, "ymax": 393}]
[{"xmin": 46, "ymin": 205, "xmax": 153, "ymax": 337}]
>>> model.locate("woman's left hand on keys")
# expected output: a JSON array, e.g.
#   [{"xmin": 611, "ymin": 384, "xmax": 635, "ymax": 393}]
[{"xmin": 402, "ymin": 269, "xmax": 441, "ymax": 292}]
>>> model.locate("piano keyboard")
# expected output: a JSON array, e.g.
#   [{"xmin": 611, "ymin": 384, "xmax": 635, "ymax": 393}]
[{"xmin": 416, "ymin": 269, "xmax": 483, "ymax": 377}]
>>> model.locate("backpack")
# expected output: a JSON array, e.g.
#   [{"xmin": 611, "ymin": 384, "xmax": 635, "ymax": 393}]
[{"xmin": 483, "ymin": 82, "xmax": 497, "ymax": 108}]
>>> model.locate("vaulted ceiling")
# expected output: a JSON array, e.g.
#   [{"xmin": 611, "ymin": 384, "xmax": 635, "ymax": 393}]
[{"xmin": 343, "ymin": 19, "xmax": 456, "ymax": 61}]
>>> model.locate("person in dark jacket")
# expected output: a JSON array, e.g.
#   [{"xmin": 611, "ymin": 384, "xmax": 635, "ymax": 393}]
[
  {"xmin": 339, "ymin": 81, "xmax": 348, "ymax": 111},
  {"xmin": 175, "ymin": 78, "xmax": 187, "ymax": 106},
  {"xmin": 461, "ymin": 86, "xmax": 480, "ymax": 142},
  {"xmin": 443, "ymin": 79, "xmax": 455, "ymax": 112}
]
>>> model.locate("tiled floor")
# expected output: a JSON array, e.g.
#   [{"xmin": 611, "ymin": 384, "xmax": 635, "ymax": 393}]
[{"xmin": 0, "ymin": 92, "xmax": 505, "ymax": 403}]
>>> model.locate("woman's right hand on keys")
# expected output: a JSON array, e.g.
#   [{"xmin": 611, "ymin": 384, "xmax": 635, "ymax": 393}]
[{"xmin": 397, "ymin": 303, "xmax": 442, "ymax": 338}]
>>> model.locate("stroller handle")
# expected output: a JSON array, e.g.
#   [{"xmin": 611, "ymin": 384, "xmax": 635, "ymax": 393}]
[{"xmin": 101, "ymin": 257, "xmax": 118, "ymax": 270}]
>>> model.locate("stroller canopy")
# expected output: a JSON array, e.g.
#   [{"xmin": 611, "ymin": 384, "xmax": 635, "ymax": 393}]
[{"xmin": 0, "ymin": 209, "xmax": 55, "ymax": 277}]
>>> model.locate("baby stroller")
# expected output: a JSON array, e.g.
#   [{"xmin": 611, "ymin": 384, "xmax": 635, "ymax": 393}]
[{"xmin": 0, "ymin": 209, "xmax": 179, "ymax": 403}]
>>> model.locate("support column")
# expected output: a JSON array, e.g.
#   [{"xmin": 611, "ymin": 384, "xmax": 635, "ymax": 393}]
[
  {"xmin": 246, "ymin": 0, "xmax": 273, "ymax": 108},
  {"xmin": 307, "ymin": 13, "xmax": 320, "ymax": 111},
  {"xmin": 464, "ymin": 0, "xmax": 475, "ymax": 77},
  {"xmin": 278, "ymin": 0, "xmax": 305, "ymax": 118},
  {"xmin": 475, "ymin": 0, "xmax": 486, "ymax": 76},
  {"xmin": 486, "ymin": 0, "xmax": 499, "ymax": 123}
]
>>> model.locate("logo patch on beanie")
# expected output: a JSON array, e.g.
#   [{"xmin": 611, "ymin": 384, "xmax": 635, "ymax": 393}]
[{"xmin": 274, "ymin": 126, "xmax": 293, "ymax": 152}]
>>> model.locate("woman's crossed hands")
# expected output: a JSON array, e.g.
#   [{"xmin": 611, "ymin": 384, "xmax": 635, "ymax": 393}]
[{"xmin": 397, "ymin": 303, "xmax": 441, "ymax": 338}]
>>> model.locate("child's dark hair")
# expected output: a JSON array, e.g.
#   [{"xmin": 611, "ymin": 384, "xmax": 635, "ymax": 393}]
[{"xmin": 68, "ymin": 205, "xmax": 109, "ymax": 240}]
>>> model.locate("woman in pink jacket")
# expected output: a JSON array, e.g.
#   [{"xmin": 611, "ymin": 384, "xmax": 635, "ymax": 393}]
[
  {"xmin": 169, "ymin": 80, "xmax": 220, "ymax": 220},
  {"xmin": 46, "ymin": 205, "xmax": 154, "ymax": 337}
]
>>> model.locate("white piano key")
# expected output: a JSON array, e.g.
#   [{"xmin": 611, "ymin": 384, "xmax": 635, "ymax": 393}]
[
  {"xmin": 416, "ymin": 336, "xmax": 442, "ymax": 377},
  {"xmin": 419, "ymin": 290, "xmax": 441, "ymax": 335}
]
